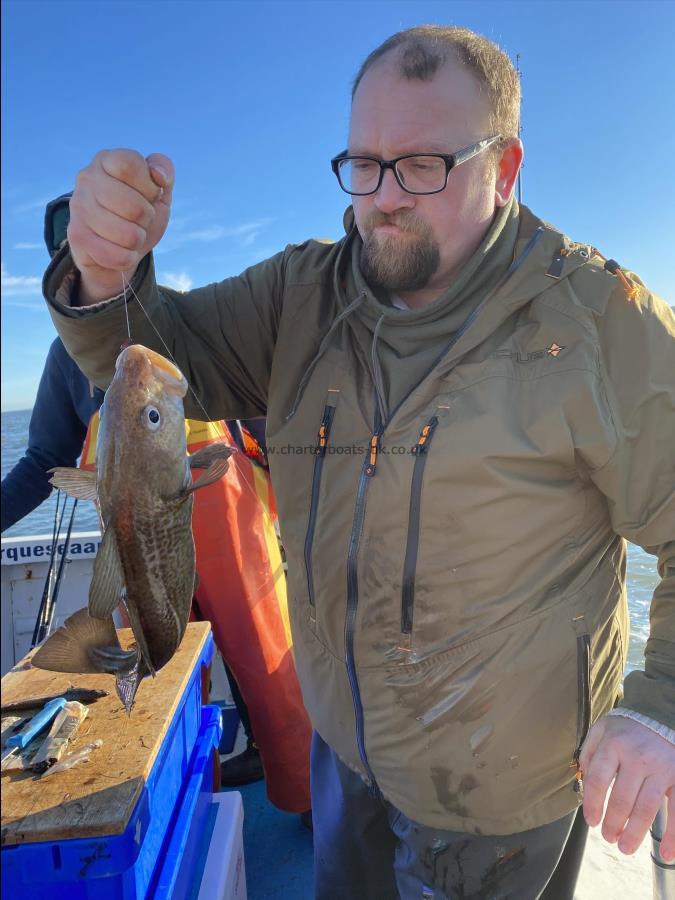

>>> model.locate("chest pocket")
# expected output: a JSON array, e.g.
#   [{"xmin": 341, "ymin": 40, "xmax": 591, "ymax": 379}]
[
  {"xmin": 304, "ymin": 386, "xmax": 341, "ymax": 624},
  {"xmin": 388, "ymin": 363, "xmax": 589, "ymax": 657}
]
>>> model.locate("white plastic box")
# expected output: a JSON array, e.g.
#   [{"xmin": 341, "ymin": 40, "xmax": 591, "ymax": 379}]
[{"xmin": 197, "ymin": 791, "xmax": 246, "ymax": 900}]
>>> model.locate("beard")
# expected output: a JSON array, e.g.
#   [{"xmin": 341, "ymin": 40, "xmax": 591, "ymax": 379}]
[{"xmin": 359, "ymin": 212, "xmax": 440, "ymax": 293}]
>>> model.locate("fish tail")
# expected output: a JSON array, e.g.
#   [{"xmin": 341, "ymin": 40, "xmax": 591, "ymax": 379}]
[
  {"xmin": 90, "ymin": 645, "xmax": 138, "ymax": 674},
  {"xmin": 115, "ymin": 658, "xmax": 147, "ymax": 715},
  {"xmin": 31, "ymin": 608, "xmax": 124, "ymax": 675}
]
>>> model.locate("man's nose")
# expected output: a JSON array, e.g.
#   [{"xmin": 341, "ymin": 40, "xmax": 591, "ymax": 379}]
[{"xmin": 373, "ymin": 167, "xmax": 415, "ymax": 214}]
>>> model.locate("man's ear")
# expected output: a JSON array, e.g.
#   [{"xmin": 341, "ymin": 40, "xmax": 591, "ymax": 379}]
[{"xmin": 495, "ymin": 139, "xmax": 523, "ymax": 207}]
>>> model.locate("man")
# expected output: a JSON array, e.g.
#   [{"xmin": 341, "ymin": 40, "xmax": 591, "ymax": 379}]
[{"xmin": 41, "ymin": 25, "xmax": 673, "ymax": 899}]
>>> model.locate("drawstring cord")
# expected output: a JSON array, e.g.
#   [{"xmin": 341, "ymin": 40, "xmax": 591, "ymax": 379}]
[
  {"xmin": 371, "ymin": 313, "xmax": 388, "ymax": 424},
  {"xmin": 285, "ymin": 292, "xmax": 367, "ymax": 421},
  {"xmin": 590, "ymin": 248, "xmax": 641, "ymax": 302}
]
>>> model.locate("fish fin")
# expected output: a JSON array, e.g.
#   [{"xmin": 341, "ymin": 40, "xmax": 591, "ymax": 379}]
[
  {"xmin": 88, "ymin": 527, "xmax": 125, "ymax": 619},
  {"xmin": 90, "ymin": 645, "xmax": 138, "ymax": 674},
  {"xmin": 185, "ymin": 458, "xmax": 230, "ymax": 494},
  {"xmin": 188, "ymin": 443, "xmax": 236, "ymax": 471},
  {"xmin": 31, "ymin": 608, "xmax": 121, "ymax": 674},
  {"xmin": 115, "ymin": 659, "xmax": 147, "ymax": 715},
  {"xmin": 48, "ymin": 467, "xmax": 98, "ymax": 501},
  {"xmin": 120, "ymin": 596, "xmax": 158, "ymax": 677}
]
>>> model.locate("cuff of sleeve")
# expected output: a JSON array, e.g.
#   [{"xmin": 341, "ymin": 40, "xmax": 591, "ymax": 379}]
[
  {"xmin": 43, "ymin": 246, "xmax": 151, "ymax": 316},
  {"xmin": 620, "ymin": 667, "xmax": 675, "ymax": 729},
  {"xmin": 606, "ymin": 708, "xmax": 675, "ymax": 746}
]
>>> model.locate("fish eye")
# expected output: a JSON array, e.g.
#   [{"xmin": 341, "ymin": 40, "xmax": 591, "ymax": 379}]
[{"xmin": 143, "ymin": 405, "xmax": 161, "ymax": 431}]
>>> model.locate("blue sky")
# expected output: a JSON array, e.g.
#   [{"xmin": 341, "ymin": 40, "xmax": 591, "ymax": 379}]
[{"xmin": 2, "ymin": 0, "xmax": 673, "ymax": 411}]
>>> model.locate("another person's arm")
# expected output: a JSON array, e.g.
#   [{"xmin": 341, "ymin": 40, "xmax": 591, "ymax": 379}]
[{"xmin": 1, "ymin": 340, "xmax": 96, "ymax": 531}]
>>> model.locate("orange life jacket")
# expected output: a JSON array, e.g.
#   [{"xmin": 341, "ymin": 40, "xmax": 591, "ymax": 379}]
[{"xmin": 80, "ymin": 413, "xmax": 311, "ymax": 812}]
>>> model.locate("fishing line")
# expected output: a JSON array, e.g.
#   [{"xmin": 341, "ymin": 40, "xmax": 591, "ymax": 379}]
[
  {"xmin": 119, "ymin": 274, "xmax": 276, "ymax": 502},
  {"xmin": 122, "ymin": 272, "xmax": 132, "ymax": 343},
  {"xmin": 117, "ymin": 272, "xmax": 282, "ymax": 593},
  {"xmin": 120, "ymin": 272, "xmax": 212, "ymax": 424}
]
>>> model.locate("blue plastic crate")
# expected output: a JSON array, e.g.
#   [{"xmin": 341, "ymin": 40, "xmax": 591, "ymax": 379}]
[
  {"xmin": 152, "ymin": 705, "xmax": 223, "ymax": 898},
  {"xmin": 212, "ymin": 702, "xmax": 240, "ymax": 754},
  {"xmin": 2, "ymin": 632, "xmax": 219, "ymax": 899}
]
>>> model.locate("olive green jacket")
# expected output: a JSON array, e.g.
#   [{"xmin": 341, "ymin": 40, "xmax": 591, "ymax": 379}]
[{"xmin": 44, "ymin": 205, "xmax": 675, "ymax": 833}]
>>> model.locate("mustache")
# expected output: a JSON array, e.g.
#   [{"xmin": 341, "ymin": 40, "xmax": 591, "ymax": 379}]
[{"xmin": 363, "ymin": 211, "xmax": 428, "ymax": 235}]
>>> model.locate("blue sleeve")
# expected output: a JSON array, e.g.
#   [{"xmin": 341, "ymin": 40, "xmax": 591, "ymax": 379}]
[
  {"xmin": 240, "ymin": 418, "xmax": 267, "ymax": 455},
  {"xmin": 1, "ymin": 339, "xmax": 102, "ymax": 532}
]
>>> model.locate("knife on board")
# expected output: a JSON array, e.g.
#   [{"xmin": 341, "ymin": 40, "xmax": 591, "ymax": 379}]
[
  {"xmin": 0, "ymin": 697, "xmax": 68, "ymax": 769},
  {"xmin": 1, "ymin": 688, "xmax": 108, "ymax": 713}
]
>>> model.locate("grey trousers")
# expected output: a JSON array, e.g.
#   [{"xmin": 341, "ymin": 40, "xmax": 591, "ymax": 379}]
[{"xmin": 311, "ymin": 732, "xmax": 587, "ymax": 900}]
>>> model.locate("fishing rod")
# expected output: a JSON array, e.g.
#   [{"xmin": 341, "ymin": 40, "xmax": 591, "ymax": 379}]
[
  {"xmin": 40, "ymin": 498, "xmax": 78, "ymax": 643},
  {"xmin": 31, "ymin": 492, "xmax": 78, "ymax": 647},
  {"xmin": 31, "ymin": 489, "xmax": 66, "ymax": 647},
  {"xmin": 515, "ymin": 53, "xmax": 523, "ymax": 205}
]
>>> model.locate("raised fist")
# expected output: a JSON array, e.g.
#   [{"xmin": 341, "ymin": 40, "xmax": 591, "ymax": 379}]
[{"xmin": 67, "ymin": 149, "xmax": 174, "ymax": 303}]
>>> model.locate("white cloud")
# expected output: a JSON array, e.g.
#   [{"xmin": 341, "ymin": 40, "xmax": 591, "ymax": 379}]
[
  {"xmin": 1, "ymin": 298, "xmax": 44, "ymax": 310},
  {"xmin": 182, "ymin": 225, "xmax": 228, "ymax": 242},
  {"xmin": 11, "ymin": 197, "xmax": 51, "ymax": 215},
  {"xmin": 159, "ymin": 271, "xmax": 193, "ymax": 292},
  {"xmin": 1, "ymin": 262, "xmax": 41, "ymax": 296},
  {"xmin": 222, "ymin": 220, "xmax": 274, "ymax": 244},
  {"xmin": 13, "ymin": 242, "xmax": 43, "ymax": 250},
  {"xmin": 162, "ymin": 218, "xmax": 273, "ymax": 251}
]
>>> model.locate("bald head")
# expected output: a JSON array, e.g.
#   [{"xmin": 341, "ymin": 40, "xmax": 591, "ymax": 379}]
[{"xmin": 352, "ymin": 26, "xmax": 521, "ymax": 143}]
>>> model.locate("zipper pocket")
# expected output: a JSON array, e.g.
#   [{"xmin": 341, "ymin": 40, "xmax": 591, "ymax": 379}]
[
  {"xmin": 574, "ymin": 633, "xmax": 592, "ymax": 759},
  {"xmin": 345, "ymin": 423, "xmax": 385, "ymax": 793},
  {"xmin": 304, "ymin": 402, "xmax": 337, "ymax": 612},
  {"xmin": 401, "ymin": 417, "xmax": 440, "ymax": 636}
]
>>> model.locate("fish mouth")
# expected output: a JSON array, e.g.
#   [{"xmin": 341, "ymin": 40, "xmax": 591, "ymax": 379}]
[{"xmin": 115, "ymin": 344, "xmax": 188, "ymax": 397}]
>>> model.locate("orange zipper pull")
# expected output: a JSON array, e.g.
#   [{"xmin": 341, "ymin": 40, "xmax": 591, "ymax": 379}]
[
  {"xmin": 412, "ymin": 417, "xmax": 439, "ymax": 455},
  {"xmin": 602, "ymin": 257, "xmax": 641, "ymax": 302},
  {"xmin": 366, "ymin": 434, "xmax": 380, "ymax": 476},
  {"xmin": 317, "ymin": 423, "xmax": 328, "ymax": 456},
  {"xmin": 570, "ymin": 759, "xmax": 584, "ymax": 795},
  {"xmin": 413, "ymin": 424, "xmax": 431, "ymax": 454}
]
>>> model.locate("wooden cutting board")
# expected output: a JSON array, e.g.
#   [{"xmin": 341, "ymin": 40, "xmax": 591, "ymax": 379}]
[{"xmin": 1, "ymin": 621, "xmax": 211, "ymax": 846}]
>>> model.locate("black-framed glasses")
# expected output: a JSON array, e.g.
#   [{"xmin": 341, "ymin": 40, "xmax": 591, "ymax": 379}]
[{"xmin": 331, "ymin": 135, "xmax": 503, "ymax": 196}]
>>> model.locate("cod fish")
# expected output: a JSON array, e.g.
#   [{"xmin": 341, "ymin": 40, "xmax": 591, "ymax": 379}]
[{"xmin": 32, "ymin": 344, "xmax": 234, "ymax": 713}]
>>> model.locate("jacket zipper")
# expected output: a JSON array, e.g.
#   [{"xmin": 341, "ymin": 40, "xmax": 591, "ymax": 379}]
[
  {"xmin": 573, "ymin": 633, "xmax": 592, "ymax": 794},
  {"xmin": 401, "ymin": 416, "xmax": 440, "ymax": 635},
  {"xmin": 342, "ymin": 228, "xmax": 546, "ymax": 794},
  {"xmin": 304, "ymin": 404, "xmax": 337, "ymax": 613},
  {"xmin": 344, "ymin": 407, "xmax": 383, "ymax": 793},
  {"xmin": 574, "ymin": 633, "xmax": 592, "ymax": 755}
]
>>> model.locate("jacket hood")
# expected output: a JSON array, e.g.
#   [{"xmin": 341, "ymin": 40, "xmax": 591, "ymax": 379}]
[
  {"xmin": 325, "ymin": 201, "xmax": 598, "ymax": 419},
  {"xmin": 339, "ymin": 201, "xmax": 595, "ymax": 314}
]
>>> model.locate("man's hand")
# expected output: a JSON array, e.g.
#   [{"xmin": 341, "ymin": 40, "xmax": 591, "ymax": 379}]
[
  {"xmin": 67, "ymin": 149, "xmax": 174, "ymax": 304},
  {"xmin": 579, "ymin": 715, "xmax": 675, "ymax": 860}
]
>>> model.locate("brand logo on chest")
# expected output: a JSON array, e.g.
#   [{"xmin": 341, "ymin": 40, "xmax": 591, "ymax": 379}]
[{"xmin": 493, "ymin": 342, "xmax": 566, "ymax": 364}]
